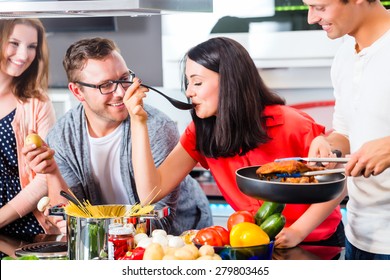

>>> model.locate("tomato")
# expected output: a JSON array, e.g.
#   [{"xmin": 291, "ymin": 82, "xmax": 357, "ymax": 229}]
[
  {"xmin": 209, "ymin": 225, "xmax": 230, "ymax": 246},
  {"xmin": 193, "ymin": 227, "xmax": 224, "ymax": 247},
  {"xmin": 229, "ymin": 222, "xmax": 270, "ymax": 247},
  {"xmin": 227, "ymin": 210, "xmax": 255, "ymax": 232}
]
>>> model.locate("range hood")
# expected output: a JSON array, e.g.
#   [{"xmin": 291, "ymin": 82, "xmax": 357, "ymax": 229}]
[{"xmin": 0, "ymin": 0, "xmax": 213, "ymax": 18}]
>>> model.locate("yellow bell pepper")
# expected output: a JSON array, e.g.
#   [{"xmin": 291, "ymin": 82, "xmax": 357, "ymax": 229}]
[{"xmin": 229, "ymin": 222, "xmax": 270, "ymax": 247}]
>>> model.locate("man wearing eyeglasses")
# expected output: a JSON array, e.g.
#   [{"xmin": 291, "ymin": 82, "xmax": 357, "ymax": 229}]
[
  {"xmin": 74, "ymin": 69, "xmax": 136, "ymax": 96},
  {"xmin": 28, "ymin": 37, "xmax": 213, "ymax": 235}
]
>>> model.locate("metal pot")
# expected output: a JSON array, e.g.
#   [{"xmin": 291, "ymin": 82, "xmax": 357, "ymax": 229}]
[
  {"xmin": 236, "ymin": 166, "xmax": 346, "ymax": 204},
  {"xmin": 66, "ymin": 205, "xmax": 169, "ymax": 260},
  {"xmin": 67, "ymin": 215, "xmax": 113, "ymax": 260}
]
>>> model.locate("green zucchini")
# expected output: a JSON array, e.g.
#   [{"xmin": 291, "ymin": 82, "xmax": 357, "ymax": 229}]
[
  {"xmin": 16, "ymin": 255, "xmax": 40, "ymax": 260},
  {"xmin": 254, "ymin": 202, "xmax": 285, "ymax": 226},
  {"xmin": 260, "ymin": 213, "xmax": 286, "ymax": 240},
  {"xmin": 2, "ymin": 256, "xmax": 15, "ymax": 260}
]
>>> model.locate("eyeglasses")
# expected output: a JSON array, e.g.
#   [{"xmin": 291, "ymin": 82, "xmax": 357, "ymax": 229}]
[{"xmin": 75, "ymin": 69, "xmax": 136, "ymax": 95}]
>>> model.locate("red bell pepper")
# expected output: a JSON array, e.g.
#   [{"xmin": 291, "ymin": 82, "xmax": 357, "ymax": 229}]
[{"xmin": 118, "ymin": 247, "xmax": 145, "ymax": 260}]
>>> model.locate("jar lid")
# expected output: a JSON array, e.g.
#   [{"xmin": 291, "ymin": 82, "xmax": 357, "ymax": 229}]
[
  {"xmin": 124, "ymin": 223, "xmax": 135, "ymax": 232},
  {"xmin": 109, "ymin": 226, "xmax": 133, "ymax": 235},
  {"xmin": 109, "ymin": 222, "xmax": 123, "ymax": 229}
]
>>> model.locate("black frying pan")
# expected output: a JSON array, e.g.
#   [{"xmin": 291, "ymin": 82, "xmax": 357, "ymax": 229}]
[{"xmin": 236, "ymin": 166, "xmax": 346, "ymax": 204}]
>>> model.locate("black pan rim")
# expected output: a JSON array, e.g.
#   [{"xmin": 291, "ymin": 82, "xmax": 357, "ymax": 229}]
[{"xmin": 235, "ymin": 165, "xmax": 346, "ymax": 186}]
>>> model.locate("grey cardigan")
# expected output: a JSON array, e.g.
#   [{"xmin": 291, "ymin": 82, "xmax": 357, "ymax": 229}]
[{"xmin": 46, "ymin": 103, "xmax": 212, "ymax": 235}]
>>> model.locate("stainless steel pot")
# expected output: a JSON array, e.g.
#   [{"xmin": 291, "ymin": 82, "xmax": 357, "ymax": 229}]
[
  {"xmin": 66, "ymin": 205, "xmax": 169, "ymax": 260},
  {"xmin": 67, "ymin": 215, "xmax": 113, "ymax": 260}
]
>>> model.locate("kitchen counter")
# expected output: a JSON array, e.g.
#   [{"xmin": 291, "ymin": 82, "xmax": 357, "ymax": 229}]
[
  {"xmin": 0, "ymin": 233, "xmax": 344, "ymax": 260},
  {"xmin": 273, "ymin": 244, "xmax": 343, "ymax": 260}
]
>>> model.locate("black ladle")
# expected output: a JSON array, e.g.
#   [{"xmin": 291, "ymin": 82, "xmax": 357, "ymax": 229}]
[{"xmin": 138, "ymin": 83, "xmax": 193, "ymax": 110}]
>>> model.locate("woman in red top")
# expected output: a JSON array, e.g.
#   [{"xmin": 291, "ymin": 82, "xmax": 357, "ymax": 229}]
[{"xmin": 125, "ymin": 37, "xmax": 345, "ymax": 248}]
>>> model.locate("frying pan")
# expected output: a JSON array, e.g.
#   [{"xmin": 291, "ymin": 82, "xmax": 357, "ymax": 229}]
[{"xmin": 236, "ymin": 166, "xmax": 346, "ymax": 204}]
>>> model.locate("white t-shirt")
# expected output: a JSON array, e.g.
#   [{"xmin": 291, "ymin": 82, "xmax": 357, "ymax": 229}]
[
  {"xmin": 88, "ymin": 123, "xmax": 129, "ymax": 204},
  {"xmin": 331, "ymin": 30, "xmax": 390, "ymax": 254}
]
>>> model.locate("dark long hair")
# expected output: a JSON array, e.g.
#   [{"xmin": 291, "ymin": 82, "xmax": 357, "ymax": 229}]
[
  {"xmin": 182, "ymin": 37, "xmax": 285, "ymax": 158},
  {"xmin": 0, "ymin": 19, "xmax": 49, "ymax": 101}
]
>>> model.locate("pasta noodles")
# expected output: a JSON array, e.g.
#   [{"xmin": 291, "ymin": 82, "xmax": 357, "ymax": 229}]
[
  {"xmin": 64, "ymin": 201, "xmax": 156, "ymax": 218},
  {"xmin": 63, "ymin": 188, "xmax": 159, "ymax": 218}
]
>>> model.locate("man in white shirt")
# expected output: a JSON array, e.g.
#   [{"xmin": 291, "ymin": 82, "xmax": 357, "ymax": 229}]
[{"xmin": 305, "ymin": 0, "xmax": 390, "ymax": 259}]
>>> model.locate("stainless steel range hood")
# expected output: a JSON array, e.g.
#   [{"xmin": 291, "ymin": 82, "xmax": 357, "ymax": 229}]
[{"xmin": 0, "ymin": 0, "xmax": 213, "ymax": 18}]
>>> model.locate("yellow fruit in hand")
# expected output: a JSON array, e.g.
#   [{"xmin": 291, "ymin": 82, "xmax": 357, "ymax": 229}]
[
  {"xmin": 24, "ymin": 133, "xmax": 53, "ymax": 160},
  {"xmin": 25, "ymin": 133, "xmax": 43, "ymax": 148}
]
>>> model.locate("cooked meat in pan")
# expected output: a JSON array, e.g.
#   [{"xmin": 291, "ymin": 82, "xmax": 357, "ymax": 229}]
[
  {"xmin": 255, "ymin": 160, "xmax": 325, "ymax": 184},
  {"xmin": 280, "ymin": 176, "xmax": 319, "ymax": 183},
  {"xmin": 256, "ymin": 160, "xmax": 324, "ymax": 175}
]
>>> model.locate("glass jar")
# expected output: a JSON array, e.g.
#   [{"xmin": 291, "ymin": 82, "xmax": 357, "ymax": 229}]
[{"xmin": 108, "ymin": 226, "xmax": 134, "ymax": 260}]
